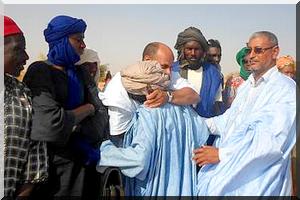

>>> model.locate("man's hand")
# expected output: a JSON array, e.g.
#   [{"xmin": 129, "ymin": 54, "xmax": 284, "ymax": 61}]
[
  {"xmin": 144, "ymin": 89, "xmax": 168, "ymax": 108},
  {"xmin": 192, "ymin": 146, "xmax": 220, "ymax": 166}
]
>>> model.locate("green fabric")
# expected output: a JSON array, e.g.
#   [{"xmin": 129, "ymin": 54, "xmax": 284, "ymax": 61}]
[{"xmin": 236, "ymin": 47, "xmax": 251, "ymax": 80}]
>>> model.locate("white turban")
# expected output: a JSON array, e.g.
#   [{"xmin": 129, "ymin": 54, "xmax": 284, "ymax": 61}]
[{"xmin": 76, "ymin": 48, "xmax": 101, "ymax": 83}]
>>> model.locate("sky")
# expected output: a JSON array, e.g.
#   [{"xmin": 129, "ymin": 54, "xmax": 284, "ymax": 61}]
[{"xmin": 3, "ymin": 3, "xmax": 296, "ymax": 76}]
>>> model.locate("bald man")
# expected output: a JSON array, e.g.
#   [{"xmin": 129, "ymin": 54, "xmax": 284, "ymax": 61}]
[{"xmin": 100, "ymin": 42, "xmax": 199, "ymax": 146}]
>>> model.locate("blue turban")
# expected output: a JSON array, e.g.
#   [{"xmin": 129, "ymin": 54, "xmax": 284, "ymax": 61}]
[{"xmin": 44, "ymin": 15, "xmax": 87, "ymax": 109}]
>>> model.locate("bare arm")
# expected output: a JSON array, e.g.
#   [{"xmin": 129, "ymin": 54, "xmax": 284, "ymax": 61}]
[
  {"xmin": 144, "ymin": 87, "xmax": 200, "ymax": 108},
  {"xmin": 171, "ymin": 87, "xmax": 200, "ymax": 105}
]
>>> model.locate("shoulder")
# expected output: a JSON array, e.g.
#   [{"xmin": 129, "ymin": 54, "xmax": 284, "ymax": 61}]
[
  {"xmin": 273, "ymin": 71, "xmax": 296, "ymax": 92},
  {"xmin": 23, "ymin": 61, "xmax": 54, "ymax": 90},
  {"xmin": 25, "ymin": 61, "xmax": 51, "ymax": 78}
]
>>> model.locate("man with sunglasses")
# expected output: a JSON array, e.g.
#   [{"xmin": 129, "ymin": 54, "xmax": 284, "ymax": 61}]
[{"xmin": 193, "ymin": 31, "xmax": 296, "ymax": 195}]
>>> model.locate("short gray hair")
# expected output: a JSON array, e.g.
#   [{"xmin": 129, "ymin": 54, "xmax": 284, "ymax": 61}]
[{"xmin": 249, "ymin": 31, "xmax": 278, "ymax": 46}]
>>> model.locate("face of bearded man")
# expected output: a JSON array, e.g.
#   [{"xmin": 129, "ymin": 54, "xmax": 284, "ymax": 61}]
[{"xmin": 181, "ymin": 40, "xmax": 205, "ymax": 69}]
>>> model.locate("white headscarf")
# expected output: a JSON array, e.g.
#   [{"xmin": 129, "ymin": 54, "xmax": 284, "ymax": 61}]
[{"xmin": 76, "ymin": 48, "xmax": 101, "ymax": 83}]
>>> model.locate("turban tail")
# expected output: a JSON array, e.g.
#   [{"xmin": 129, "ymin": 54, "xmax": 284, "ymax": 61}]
[
  {"xmin": 44, "ymin": 15, "xmax": 87, "ymax": 109},
  {"xmin": 4, "ymin": 15, "xmax": 23, "ymax": 36},
  {"xmin": 120, "ymin": 61, "xmax": 170, "ymax": 95},
  {"xmin": 236, "ymin": 47, "xmax": 251, "ymax": 80},
  {"xmin": 174, "ymin": 27, "xmax": 208, "ymax": 55}
]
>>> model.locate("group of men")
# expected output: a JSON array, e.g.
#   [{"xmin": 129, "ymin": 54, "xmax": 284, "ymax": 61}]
[{"xmin": 3, "ymin": 14, "xmax": 297, "ymax": 198}]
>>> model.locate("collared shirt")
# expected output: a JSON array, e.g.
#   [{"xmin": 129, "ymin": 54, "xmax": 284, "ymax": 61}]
[
  {"xmin": 4, "ymin": 74, "xmax": 48, "ymax": 197},
  {"xmin": 205, "ymin": 66, "xmax": 281, "ymax": 160}
]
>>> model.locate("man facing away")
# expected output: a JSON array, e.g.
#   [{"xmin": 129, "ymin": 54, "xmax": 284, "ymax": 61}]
[{"xmin": 193, "ymin": 31, "xmax": 296, "ymax": 196}]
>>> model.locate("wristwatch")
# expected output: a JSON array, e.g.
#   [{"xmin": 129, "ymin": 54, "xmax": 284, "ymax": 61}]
[{"xmin": 167, "ymin": 91, "xmax": 173, "ymax": 103}]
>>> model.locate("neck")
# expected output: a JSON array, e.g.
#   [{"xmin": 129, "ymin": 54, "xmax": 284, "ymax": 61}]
[{"xmin": 252, "ymin": 66, "xmax": 274, "ymax": 82}]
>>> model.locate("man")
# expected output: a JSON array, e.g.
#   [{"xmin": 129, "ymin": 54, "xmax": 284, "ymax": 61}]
[
  {"xmin": 193, "ymin": 31, "xmax": 296, "ymax": 196},
  {"xmin": 23, "ymin": 15, "xmax": 104, "ymax": 198},
  {"xmin": 76, "ymin": 48, "xmax": 101, "ymax": 84},
  {"xmin": 3, "ymin": 15, "xmax": 48, "ymax": 198},
  {"xmin": 98, "ymin": 61, "xmax": 210, "ymax": 196},
  {"xmin": 207, "ymin": 39, "xmax": 222, "ymax": 71},
  {"xmin": 173, "ymin": 27, "xmax": 223, "ymax": 118},
  {"xmin": 100, "ymin": 42, "xmax": 199, "ymax": 146}
]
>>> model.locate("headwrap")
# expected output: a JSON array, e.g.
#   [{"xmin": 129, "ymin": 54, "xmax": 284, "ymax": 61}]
[
  {"xmin": 44, "ymin": 15, "xmax": 87, "ymax": 109},
  {"xmin": 174, "ymin": 27, "xmax": 208, "ymax": 70},
  {"xmin": 174, "ymin": 27, "xmax": 209, "ymax": 52},
  {"xmin": 276, "ymin": 55, "xmax": 296, "ymax": 71},
  {"xmin": 236, "ymin": 47, "xmax": 251, "ymax": 80},
  {"xmin": 120, "ymin": 61, "xmax": 170, "ymax": 95},
  {"xmin": 4, "ymin": 16, "xmax": 23, "ymax": 36},
  {"xmin": 76, "ymin": 48, "xmax": 101, "ymax": 83}
]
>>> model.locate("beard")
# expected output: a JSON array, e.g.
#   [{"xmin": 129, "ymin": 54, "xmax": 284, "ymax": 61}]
[{"xmin": 179, "ymin": 58, "xmax": 203, "ymax": 70}]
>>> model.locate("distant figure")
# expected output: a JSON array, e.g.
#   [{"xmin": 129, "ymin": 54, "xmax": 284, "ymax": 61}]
[
  {"xmin": 223, "ymin": 47, "xmax": 251, "ymax": 108},
  {"xmin": 105, "ymin": 70, "xmax": 112, "ymax": 85},
  {"xmin": 76, "ymin": 48, "xmax": 101, "ymax": 83},
  {"xmin": 276, "ymin": 55, "xmax": 296, "ymax": 80},
  {"xmin": 207, "ymin": 39, "xmax": 222, "ymax": 71}
]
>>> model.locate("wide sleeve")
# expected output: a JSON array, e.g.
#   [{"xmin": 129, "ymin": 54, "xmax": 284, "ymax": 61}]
[{"xmin": 23, "ymin": 62, "xmax": 76, "ymax": 146}]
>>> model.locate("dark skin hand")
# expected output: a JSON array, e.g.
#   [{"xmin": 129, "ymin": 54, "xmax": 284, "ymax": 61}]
[
  {"xmin": 192, "ymin": 145, "xmax": 220, "ymax": 166},
  {"xmin": 144, "ymin": 88, "xmax": 168, "ymax": 108}
]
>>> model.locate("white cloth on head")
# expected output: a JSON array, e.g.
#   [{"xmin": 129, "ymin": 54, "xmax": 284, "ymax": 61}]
[{"xmin": 76, "ymin": 48, "xmax": 101, "ymax": 83}]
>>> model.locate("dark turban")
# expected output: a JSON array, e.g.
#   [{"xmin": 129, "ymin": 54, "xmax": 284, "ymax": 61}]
[{"xmin": 174, "ymin": 27, "xmax": 208, "ymax": 51}]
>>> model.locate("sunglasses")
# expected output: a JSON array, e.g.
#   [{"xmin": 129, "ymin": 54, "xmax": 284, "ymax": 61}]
[{"xmin": 246, "ymin": 45, "xmax": 277, "ymax": 55}]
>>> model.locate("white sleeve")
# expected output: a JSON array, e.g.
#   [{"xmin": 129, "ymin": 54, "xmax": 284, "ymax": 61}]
[
  {"xmin": 169, "ymin": 71, "xmax": 197, "ymax": 92},
  {"xmin": 108, "ymin": 106, "xmax": 133, "ymax": 136}
]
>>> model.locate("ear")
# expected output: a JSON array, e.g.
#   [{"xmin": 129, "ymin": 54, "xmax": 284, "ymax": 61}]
[{"xmin": 272, "ymin": 46, "xmax": 280, "ymax": 59}]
